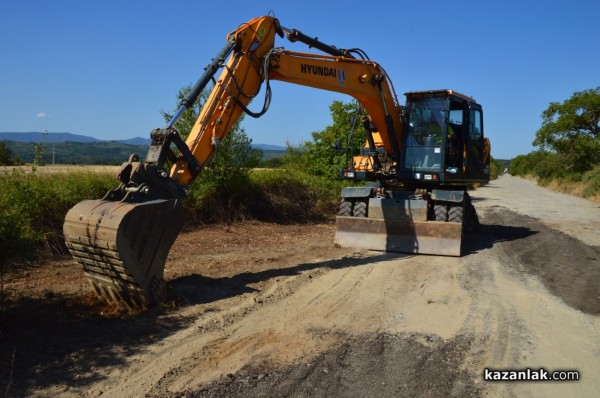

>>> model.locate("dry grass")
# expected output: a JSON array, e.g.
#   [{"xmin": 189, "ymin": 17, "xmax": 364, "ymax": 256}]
[
  {"xmin": 1, "ymin": 164, "xmax": 120, "ymax": 175},
  {"xmin": 536, "ymin": 176, "xmax": 600, "ymax": 204}
]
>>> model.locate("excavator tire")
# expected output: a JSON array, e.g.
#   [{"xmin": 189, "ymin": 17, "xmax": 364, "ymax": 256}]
[
  {"xmin": 448, "ymin": 205, "xmax": 464, "ymax": 223},
  {"xmin": 434, "ymin": 204, "xmax": 448, "ymax": 221},
  {"xmin": 353, "ymin": 201, "xmax": 368, "ymax": 217},
  {"xmin": 338, "ymin": 199, "xmax": 353, "ymax": 216},
  {"xmin": 63, "ymin": 198, "xmax": 184, "ymax": 310}
]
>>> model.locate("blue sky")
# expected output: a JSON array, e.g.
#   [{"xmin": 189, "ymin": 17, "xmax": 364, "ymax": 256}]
[{"xmin": 1, "ymin": 0, "xmax": 598, "ymax": 159}]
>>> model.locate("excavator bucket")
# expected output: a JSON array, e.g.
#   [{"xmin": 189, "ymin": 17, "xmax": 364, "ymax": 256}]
[
  {"xmin": 334, "ymin": 217, "xmax": 463, "ymax": 256},
  {"xmin": 63, "ymin": 198, "xmax": 184, "ymax": 309}
]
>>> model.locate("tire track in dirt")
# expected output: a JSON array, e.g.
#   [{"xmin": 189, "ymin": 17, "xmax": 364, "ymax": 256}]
[
  {"xmin": 167, "ymin": 178, "xmax": 600, "ymax": 398},
  {"xmin": 85, "ymin": 250, "xmax": 474, "ymax": 397}
]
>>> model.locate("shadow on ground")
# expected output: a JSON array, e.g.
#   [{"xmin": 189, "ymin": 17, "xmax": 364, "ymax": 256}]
[
  {"xmin": 169, "ymin": 253, "xmax": 399, "ymax": 307},
  {"xmin": 0, "ymin": 252, "xmax": 396, "ymax": 397},
  {"xmin": 463, "ymin": 208, "xmax": 539, "ymax": 255}
]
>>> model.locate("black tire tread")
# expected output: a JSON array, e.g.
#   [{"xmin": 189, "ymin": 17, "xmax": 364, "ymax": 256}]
[
  {"xmin": 353, "ymin": 201, "xmax": 368, "ymax": 217},
  {"xmin": 434, "ymin": 204, "xmax": 448, "ymax": 221},
  {"xmin": 448, "ymin": 205, "xmax": 464, "ymax": 223},
  {"xmin": 338, "ymin": 199, "xmax": 353, "ymax": 216}
]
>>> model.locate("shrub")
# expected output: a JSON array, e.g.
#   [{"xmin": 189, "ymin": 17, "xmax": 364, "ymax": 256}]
[
  {"xmin": 250, "ymin": 169, "xmax": 344, "ymax": 221},
  {"xmin": 183, "ymin": 169, "xmax": 255, "ymax": 225},
  {"xmin": 0, "ymin": 170, "xmax": 116, "ymax": 264},
  {"xmin": 182, "ymin": 169, "xmax": 346, "ymax": 225},
  {"xmin": 489, "ymin": 157, "xmax": 501, "ymax": 180},
  {"xmin": 509, "ymin": 151, "xmax": 565, "ymax": 180},
  {"xmin": 0, "ymin": 167, "xmax": 348, "ymax": 265},
  {"xmin": 581, "ymin": 165, "xmax": 600, "ymax": 198}
]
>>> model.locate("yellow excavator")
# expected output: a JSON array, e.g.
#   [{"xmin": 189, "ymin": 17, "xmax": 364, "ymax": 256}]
[{"xmin": 63, "ymin": 16, "xmax": 490, "ymax": 309}]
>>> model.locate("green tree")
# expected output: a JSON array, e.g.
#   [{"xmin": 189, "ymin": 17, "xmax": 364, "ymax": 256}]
[
  {"xmin": 161, "ymin": 84, "xmax": 264, "ymax": 224},
  {"xmin": 509, "ymin": 150, "xmax": 564, "ymax": 179},
  {"xmin": 31, "ymin": 143, "xmax": 44, "ymax": 171},
  {"xmin": 0, "ymin": 142, "xmax": 15, "ymax": 165},
  {"xmin": 301, "ymin": 100, "xmax": 365, "ymax": 179},
  {"xmin": 533, "ymin": 87, "xmax": 600, "ymax": 172}
]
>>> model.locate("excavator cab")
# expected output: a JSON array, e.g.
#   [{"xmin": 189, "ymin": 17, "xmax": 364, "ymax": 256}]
[
  {"xmin": 401, "ymin": 90, "xmax": 490, "ymax": 183},
  {"xmin": 335, "ymin": 90, "xmax": 490, "ymax": 257},
  {"xmin": 340, "ymin": 90, "xmax": 490, "ymax": 184}
]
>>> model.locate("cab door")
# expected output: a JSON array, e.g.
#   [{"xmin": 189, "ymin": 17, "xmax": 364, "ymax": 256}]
[{"xmin": 465, "ymin": 104, "xmax": 485, "ymax": 177}]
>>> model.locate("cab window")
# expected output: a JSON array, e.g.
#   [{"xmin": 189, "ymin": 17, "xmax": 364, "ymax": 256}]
[{"xmin": 469, "ymin": 109, "xmax": 483, "ymax": 140}]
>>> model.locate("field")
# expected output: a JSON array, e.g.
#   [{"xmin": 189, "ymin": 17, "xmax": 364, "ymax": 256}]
[{"xmin": 0, "ymin": 164, "xmax": 121, "ymax": 174}]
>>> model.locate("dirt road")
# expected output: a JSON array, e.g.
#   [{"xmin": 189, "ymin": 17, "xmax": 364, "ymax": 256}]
[{"xmin": 2, "ymin": 175, "xmax": 600, "ymax": 397}]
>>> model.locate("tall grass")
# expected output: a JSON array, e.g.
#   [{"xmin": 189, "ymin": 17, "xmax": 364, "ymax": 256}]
[
  {"xmin": 581, "ymin": 166, "xmax": 600, "ymax": 199},
  {"xmin": 0, "ymin": 168, "xmax": 347, "ymax": 265},
  {"xmin": 181, "ymin": 168, "xmax": 345, "ymax": 225},
  {"xmin": 539, "ymin": 165, "xmax": 600, "ymax": 202},
  {"xmin": 0, "ymin": 170, "xmax": 117, "ymax": 263}
]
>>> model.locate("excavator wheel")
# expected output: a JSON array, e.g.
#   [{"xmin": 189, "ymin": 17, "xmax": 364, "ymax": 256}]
[
  {"xmin": 433, "ymin": 204, "xmax": 448, "ymax": 221},
  {"xmin": 338, "ymin": 199, "xmax": 353, "ymax": 216},
  {"xmin": 352, "ymin": 200, "xmax": 368, "ymax": 217},
  {"xmin": 448, "ymin": 205, "xmax": 464, "ymax": 223},
  {"xmin": 63, "ymin": 198, "xmax": 184, "ymax": 310}
]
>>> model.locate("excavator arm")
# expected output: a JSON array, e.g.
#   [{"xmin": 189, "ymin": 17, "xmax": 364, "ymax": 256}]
[
  {"xmin": 170, "ymin": 16, "xmax": 283, "ymax": 185},
  {"xmin": 62, "ymin": 15, "xmax": 405, "ymax": 309},
  {"xmin": 269, "ymin": 48, "xmax": 402, "ymax": 174}
]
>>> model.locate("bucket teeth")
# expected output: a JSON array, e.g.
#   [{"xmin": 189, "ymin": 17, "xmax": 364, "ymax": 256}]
[{"xmin": 63, "ymin": 199, "xmax": 184, "ymax": 309}]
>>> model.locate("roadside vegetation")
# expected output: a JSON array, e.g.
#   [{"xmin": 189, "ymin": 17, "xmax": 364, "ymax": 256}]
[
  {"xmin": 1, "ymin": 87, "xmax": 351, "ymax": 265},
  {"xmin": 0, "ymin": 167, "xmax": 343, "ymax": 266},
  {"xmin": 0, "ymin": 142, "xmax": 22, "ymax": 166},
  {"xmin": 509, "ymin": 87, "xmax": 600, "ymax": 201},
  {"xmin": 2, "ymin": 84, "xmax": 505, "ymax": 266},
  {"xmin": 0, "ymin": 170, "xmax": 116, "ymax": 263}
]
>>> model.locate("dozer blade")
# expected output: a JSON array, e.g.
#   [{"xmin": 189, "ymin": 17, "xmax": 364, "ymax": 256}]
[
  {"xmin": 63, "ymin": 198, "xmax": 184, "ymax": 309},
  {"xmin": 334, "ymin": 216, "xmax": 463, "ymax": 256}
]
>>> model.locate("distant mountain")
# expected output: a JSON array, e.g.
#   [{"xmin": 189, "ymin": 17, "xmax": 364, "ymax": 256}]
[
  {"xmin": 0, "ymin": 132, "xmax": 152, "ymax": 146},
  {"xmin": 112, "ymin": 137, "xmax": 151, "ymax": 145},
  {"xmin": 0, "ymin": 132, "xmax": 100, "ymax": 143},
  {"xmin": 252, "ymin": 143, "xmax": 286, "ymax": 151},
  {"xmin": 0, "ymin": 132, "xmax": 285, "ymax": 150}
]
